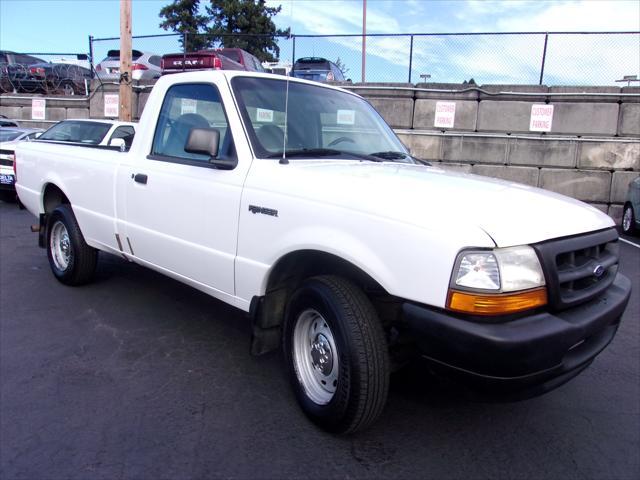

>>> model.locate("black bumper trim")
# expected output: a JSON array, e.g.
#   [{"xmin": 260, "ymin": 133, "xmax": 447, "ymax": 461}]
[{"xmin": 402, "ymin": 274, "xmax": 631, "ymax": 393}]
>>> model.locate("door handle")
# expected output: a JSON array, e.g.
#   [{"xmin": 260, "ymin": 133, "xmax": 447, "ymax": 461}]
[{"xmin": 133, "ymin": 173, "xmax": 148, "ymax": 184}]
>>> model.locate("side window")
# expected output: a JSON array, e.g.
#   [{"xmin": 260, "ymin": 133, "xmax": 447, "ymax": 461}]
[
  {"xmin": 109, "ymin": 126, "xmax": 136, "ymax": 148},
  {"xmin": 148, "ymin": 56, "xmax": 161, "ymax": 67},
  {"xmin": 151, "ymin": 83, "xmax": 234, "ymax": 164}
]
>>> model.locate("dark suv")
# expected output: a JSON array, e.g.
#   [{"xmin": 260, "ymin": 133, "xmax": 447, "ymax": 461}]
[{"xmin": 292, "ymin": 57, "xmax": 345, "ymax": 82}]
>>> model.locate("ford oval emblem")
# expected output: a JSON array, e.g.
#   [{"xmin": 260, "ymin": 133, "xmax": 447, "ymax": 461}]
[{"xmin": 593, "ymin": 265, "xmax": 605, "ymax": 278}]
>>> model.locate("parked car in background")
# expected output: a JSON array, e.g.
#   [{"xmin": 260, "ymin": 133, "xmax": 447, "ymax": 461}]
[
  {"xmin": 262, "ymin": 61, "xmax": 292, "ymax": 76},
  {"xmin": 292, "ymin": 57, "xmax": 346, "ymax": 82},
  {"xmin": 161, "ymin": 49, "xmax": 246, "ymax": 74},
  {"xmin": 0, "ymin": 128, "xmax": 42, "ymax": 202},
  {"xmin": 37, "ymin": 119, "xmax": 136, "ymax": 148},
  {"xmin": 216, "ymin": 48, "xmax": 265, "ymax": 72},
  {"xmin": 11, "ymin": 62, "xmax": 92, "ymax": 95},
  {"xmin": 622, "ymin": 175, "xmax": 640, "ymax": 235},
  {"xmin": 0, "ymin": 118, "xmax": 20, "ymax": 128},
  {"xmin": 96, "ymin": 50, "xmax": 162, "ymax": 81},
  {"xmin": 0, "ymin": 50, "xmax": 46, "ymax": 93}
]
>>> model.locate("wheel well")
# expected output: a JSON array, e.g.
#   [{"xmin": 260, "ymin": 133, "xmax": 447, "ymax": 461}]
[
  {"xmin": 251, "ymin": 250, "xmax": 400, "ymax": 356},
  {"xmin": 42, "ymin": 184, "xmax": 70, "ymax": 214}
]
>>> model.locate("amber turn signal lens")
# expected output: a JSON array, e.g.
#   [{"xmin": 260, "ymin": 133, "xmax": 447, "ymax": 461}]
[{"xmin": 447, "ymin": 287, "xmax": 547, "ymax": 316}]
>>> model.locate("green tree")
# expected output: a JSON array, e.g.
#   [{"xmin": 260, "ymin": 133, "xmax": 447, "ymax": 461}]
[
  {"xmin": 205, "ymin": 0, "xmax": 290, "ymax": 62},
  {"xmin": 159, "ymin": 0, "xmax": 211, "ymax": 51},
  {"xmin": 334, "ymin": 57, "xmax": 350, "ymax": 77},
  {"xmin": 159, "ymin": 0, "xmax": 289, "ymax": 60}
]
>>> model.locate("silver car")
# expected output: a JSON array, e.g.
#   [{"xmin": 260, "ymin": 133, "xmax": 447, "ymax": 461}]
[
  {"xmin": 622, "ymin": 175, "xmax": 640, "ymax": 235},
  {"xmin": 95, "ymin": 50, "xmax": 161, "ymax": 81},
  {"xmin": 0, "ymin": 128, "xmax": 42, "ymax": 201}
]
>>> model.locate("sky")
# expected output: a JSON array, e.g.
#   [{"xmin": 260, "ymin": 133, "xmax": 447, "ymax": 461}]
[{"xmin": 0, "ymin": 0, "xmax": 638, "ymax": 84}]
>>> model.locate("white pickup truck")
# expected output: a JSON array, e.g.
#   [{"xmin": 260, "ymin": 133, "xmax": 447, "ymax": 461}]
[{"xmin": 15, "ymin": 71, "xmax": 631, "ymax": 433}]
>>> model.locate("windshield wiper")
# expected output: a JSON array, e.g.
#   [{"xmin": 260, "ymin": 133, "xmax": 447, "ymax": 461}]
[
  {"xmin": 368, "ymin": 151, "xmax": 431, "ymax": 165},
  {"xmin": 266, "ymin": 148, "xmax": 383, "ymax": 162}
]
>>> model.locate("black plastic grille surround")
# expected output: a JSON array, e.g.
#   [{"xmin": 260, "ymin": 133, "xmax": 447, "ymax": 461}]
[{"xmin": 532, "ymin": 228, "xmax": 619, "ymax": 311}]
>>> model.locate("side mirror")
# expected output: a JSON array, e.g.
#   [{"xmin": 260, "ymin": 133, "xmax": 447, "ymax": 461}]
[
  {"xmin": 185, "ymin": 128, "xmax": 237, "ymax": 170},
  {"xmin": 34, "ymin": 132, "xmax": 42, "ymax": 138},
  {"xmin": 109, "ymin": 137, "xmax": 126, "ymax": 151}
]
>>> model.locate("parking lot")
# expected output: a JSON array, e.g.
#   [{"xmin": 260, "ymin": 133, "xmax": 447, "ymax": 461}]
[{"xmin": 1, "ymin": 200, "xmax": 638, "ymax": 480}]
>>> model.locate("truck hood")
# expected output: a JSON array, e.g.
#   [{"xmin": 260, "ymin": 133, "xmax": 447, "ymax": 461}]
[{"xmin": 272, "ymin": 161, "xmax": 614, "ymax": 247}]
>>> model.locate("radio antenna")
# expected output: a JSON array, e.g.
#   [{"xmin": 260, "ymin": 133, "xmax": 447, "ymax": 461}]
[{"xmin": 280, "ymin": 74, "xmax": 290, "ymax": 165}]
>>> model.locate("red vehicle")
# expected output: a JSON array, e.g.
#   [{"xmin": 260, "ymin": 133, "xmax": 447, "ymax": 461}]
[{"xmin": 161, "ymin": 48, "xmax": 264, "ymax": 75}]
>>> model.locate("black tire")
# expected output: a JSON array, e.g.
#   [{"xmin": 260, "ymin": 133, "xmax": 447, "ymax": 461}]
[
  {"xmin": 283, "ymin": 275, "xmax": 390, "ymax": 434},
  {"xmin": 46, "ymin": 204, "xmax": 97, "ymax": 285},
  {"xmin": 621, "ymin": 204, "xmax": 636, "ymax": 235}
]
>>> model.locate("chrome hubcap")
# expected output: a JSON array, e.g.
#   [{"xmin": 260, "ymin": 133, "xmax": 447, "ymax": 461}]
[
  {"xmin": 622, "ymin": 208, "xmax": 632, "ymax": 231},
  {"xmin": 50, "ymin": 220, "xmax": 71, "ymax": 270},
  {"xmin": 292, "ymin": 309, "xmax": 339, "ymax": 405}
]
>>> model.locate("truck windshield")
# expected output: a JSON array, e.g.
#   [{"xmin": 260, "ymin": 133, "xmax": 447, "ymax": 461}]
[
  {"xmin": 231, "ymin": 76, "xmax": 410, "ymax": 161},
  {"xmin": 38, "ymin": 121, "xmax": 112, "ymax": 145}
]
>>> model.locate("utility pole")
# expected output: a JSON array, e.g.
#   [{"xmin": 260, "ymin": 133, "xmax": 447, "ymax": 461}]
[
  {"xmin": 361, "ymin": 0, "xmax": 366, "ymax": 83},
  {"xmin": 119, "ymin": 0, "xmax": 132, "ymax": 121}
]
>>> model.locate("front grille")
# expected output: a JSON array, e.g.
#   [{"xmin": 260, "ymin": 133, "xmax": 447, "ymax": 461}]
[{"xmin": 533, "ymin": 228, "xmax": 619, "ymax": 311}]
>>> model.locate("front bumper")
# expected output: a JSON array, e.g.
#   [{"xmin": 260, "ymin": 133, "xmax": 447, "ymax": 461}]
[{"xmin": 403, "ymin": 273, "xmax": 631, "ymax": 398}]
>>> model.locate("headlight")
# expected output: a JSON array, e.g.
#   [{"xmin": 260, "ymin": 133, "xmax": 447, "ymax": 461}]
[{"xmin": 448, "ymin": 246, "xmax": 547, "ymax": 315}]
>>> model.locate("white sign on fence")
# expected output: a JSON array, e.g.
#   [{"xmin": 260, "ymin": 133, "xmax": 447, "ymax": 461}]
[
  {"xmin": 104, "ymin": 94, "xmax": 119, "ymax": 118},
  {"xmin": 529, "ymin": 104, "xmax": 554, "ymax": 132},
  {"xmin": 31, "ymin": 98, "xmax": 46, "ymax": 120},
  {"xmin": 434, "ymin": 101, "xmax": 456, "ymax": 129}
]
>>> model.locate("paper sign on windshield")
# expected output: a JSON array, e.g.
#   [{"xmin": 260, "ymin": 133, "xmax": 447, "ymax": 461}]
[
  {"xmin": 31, "ymin": 99, "xmax": 46, "ymax": 120},
  {"xmin": 337, "ymin": 110, "xmax": 355, "ymax": 125},
  {"xmin": 256, "ymin": 108, "xmax": 274, "ymax": 123},
  {"xmin": 434, "ymin": 102, "xmax": 456, "ymax": 128},
  {"xmin": 181, "ymin": 98, "xmax": 197, "ymax": 115},
  {"xmin": 530, "ymin": 104, "xmax": 554, "ymax": 132},
  {"xmin": 104, "ymin": 94, "xmax": 119, "ymax": 118}
]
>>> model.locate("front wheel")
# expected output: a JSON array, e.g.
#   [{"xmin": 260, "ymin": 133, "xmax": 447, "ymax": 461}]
[
  {"xmin": 46, "ymin": 204, "xmax": 97, "ymax": 285},
  {"xmin": 621, "ymin": 204, "xmax": 636, "ymax": 235},
  {"xmin": 283, "ymin": 275, "xmax": 390, "ymax": 434}
]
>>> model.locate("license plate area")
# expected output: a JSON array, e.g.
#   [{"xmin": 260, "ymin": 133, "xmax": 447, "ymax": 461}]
[{"xmin": 0, "ymin": 174, "xmax": 15, "ymax": 185}]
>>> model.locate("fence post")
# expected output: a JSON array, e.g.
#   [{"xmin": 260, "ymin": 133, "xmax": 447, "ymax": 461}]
[
  {"xmin": 291, "ymin": 35, "xmax": 296, "ymax": 68},
  {"xmin": 88, "ymin": 35, "xmax": 94, "ymax": 73},
  {"xmin": 183, "ymin": 32, "xmax": 188, "ymax": 72},
  {"xmin": 539, "ymin": 33, "xmax": 549, "ymax": 85},
  {"xmin": 408, "ymin": 35, "xmax": 414, "ymax": 83}
]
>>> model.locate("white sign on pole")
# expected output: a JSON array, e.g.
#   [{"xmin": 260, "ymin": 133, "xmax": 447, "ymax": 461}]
[
  {"xmin": 529, "ymin": 104, "xmax": 554, "ymax": 132},
  {"xmin": 434, "ymin": 101, "xmax": 456, "ymax": 129},
  {"xmin": 31, "ymin": 98, "xmax": 46, "ymax": 120},
  {"xmin": 104, "ymin": 94, "xmax": 119, "ymax": 118}
]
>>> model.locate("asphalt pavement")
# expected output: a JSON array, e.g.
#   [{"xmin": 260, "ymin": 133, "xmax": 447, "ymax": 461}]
[{"xmin": 1, "ymin": 201, "xmax": 639, "ymax": 480}]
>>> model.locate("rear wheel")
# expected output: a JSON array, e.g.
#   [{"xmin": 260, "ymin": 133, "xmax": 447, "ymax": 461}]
[
  {"xmin": 622, "ymin": 204, "xmax": 636, "ymax": 235},
  {"xmin": 46, "ymin": 205, "xmax": 97, "ymax": 285},
  {"xmin": 283, "ymin": 275, "xmax": 390, "ymax": 434}
]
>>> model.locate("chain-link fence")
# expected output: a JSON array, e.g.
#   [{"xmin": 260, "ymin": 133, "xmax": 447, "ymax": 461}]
[
  {"xmin": 0, "ymin": 52, "xmax": 91, "ymax": 95},
  {"xmin": 3, "ymin": 31, "xmax": 637, "ymax": 96}
]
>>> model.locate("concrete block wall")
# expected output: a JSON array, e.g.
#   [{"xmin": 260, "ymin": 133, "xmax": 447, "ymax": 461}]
[{"xmin": 0, "ymin": 95, "xmax": 90, "ymax": 129}]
